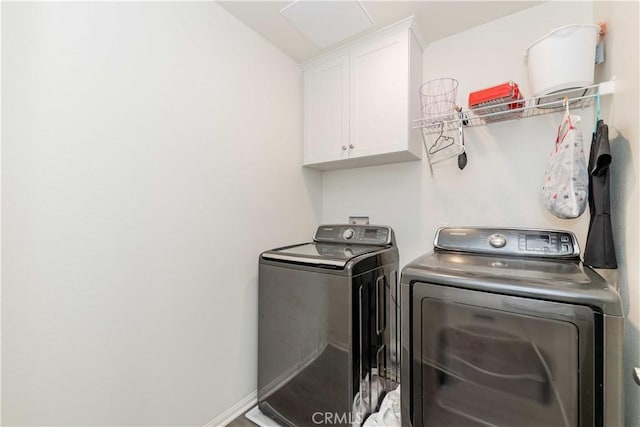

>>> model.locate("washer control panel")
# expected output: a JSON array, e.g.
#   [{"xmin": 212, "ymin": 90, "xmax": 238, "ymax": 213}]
[
  {"xmin": 314, "ymin": 224, "xmax": 392, "ymax": 246},
  {"xmin": 435, "ymin": 227, "xmax": 580, "ymax": 258}
]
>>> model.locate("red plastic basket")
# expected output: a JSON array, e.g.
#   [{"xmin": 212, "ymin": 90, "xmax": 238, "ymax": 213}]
[{"xmin": 468, "ymin": 82, "xmax": 525, "ymax": 121}]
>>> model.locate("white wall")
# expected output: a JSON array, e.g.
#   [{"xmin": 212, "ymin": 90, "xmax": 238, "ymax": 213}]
[
  {"xmin": 594, "ymin": 1, "xmax": 640, "ymax": 425},
  {"xmin": 323, "ymin": 1, "xmax": 639, "ymax": 424},
  {"xmin": 0, "ymin": 1, "xmax": 3, "ymax": 423},
  {"xmin": 1, "ymin": 2, "xmax": 321, "ymax": 425}
]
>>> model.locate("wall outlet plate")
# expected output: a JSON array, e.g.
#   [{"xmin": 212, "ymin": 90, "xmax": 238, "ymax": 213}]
[{"xmin": 349, "ymin": 216, "xmax": 370, "ymax": 225}]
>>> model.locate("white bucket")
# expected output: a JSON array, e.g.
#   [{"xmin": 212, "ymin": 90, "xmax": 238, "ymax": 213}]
[{"xmin": 525, "ymin": 24, "xmax": 600, "ymax": 97}]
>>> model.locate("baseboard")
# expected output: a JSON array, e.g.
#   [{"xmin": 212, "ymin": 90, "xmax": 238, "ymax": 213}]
[{"xmin": 204, "ymin": 390, "xmax": 257, "ymax": 427}]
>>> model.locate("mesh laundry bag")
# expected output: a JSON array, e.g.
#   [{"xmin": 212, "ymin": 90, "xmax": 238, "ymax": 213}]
[{"xmin": 541, "ymin": 111, "xmax": 588, "ymax": 219}]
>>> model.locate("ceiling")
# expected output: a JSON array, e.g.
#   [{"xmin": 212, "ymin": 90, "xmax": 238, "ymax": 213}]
[{"xmin": 216, "ymin": 1, "xmax": 543, "ymax": 63}]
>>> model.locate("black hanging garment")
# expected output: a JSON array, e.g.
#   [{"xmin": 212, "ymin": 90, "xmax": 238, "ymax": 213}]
[{"xmin": 584, "ymin": 119, "xmax": 618, "ymax": 268}]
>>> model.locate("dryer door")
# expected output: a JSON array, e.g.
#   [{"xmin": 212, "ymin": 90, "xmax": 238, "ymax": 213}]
[{"xmin": 409, "ymin": 282, "xmax": 595, "ymax": 427}]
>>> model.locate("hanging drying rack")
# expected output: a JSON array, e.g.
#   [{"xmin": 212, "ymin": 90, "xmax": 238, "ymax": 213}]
[{"xmin": 413, "ymin": 80, "xmax": 615, "ymax": 133}]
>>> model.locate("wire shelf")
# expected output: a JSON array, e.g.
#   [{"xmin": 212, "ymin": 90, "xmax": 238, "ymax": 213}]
[{"xmin": 413, "ymin": 81, "xmax": 615, "ymax": 133}]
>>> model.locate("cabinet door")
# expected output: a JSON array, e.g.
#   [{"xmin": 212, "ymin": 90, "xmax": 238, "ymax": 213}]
[
  {"xmin": 349, "ymin": 31, "xmax": 408, "ymax": 158},
  {"xmin": 303, "ymin": 55, "xmax": 350, "ymax": 165}
]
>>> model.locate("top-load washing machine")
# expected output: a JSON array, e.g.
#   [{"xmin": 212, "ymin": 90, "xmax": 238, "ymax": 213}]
[
  {"xmin": 259, "ymin": 224, "xmax": 400, "ymax": 426},
  {"xmin": 401, "ymin": 227, "xmax": 623, "ymax": 427}
]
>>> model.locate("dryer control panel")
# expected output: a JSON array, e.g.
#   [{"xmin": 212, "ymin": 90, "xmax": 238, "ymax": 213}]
[
  {"xmin": 314, "ymin": 224, "xmax": 392, "ymax": 246},
  {"xmin": 435, "ymin": 227, "xmax": 580, "ymax": 258}
]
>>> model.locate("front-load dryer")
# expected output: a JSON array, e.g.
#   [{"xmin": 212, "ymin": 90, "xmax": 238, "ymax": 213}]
[{"xmin": 401, "ymin": 227, "xmax": 623, "ymax": 427}]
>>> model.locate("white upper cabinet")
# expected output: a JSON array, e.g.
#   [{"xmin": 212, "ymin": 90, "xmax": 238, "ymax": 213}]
[
  {"xmin": 303, "ymin": 55, "xmax": 350, "ymax": 164},
  {"xmin": 350, "ymin": 31, "xmax": 407, "ymax": 158},
  {"xmin": 302, "ymin": 18, "xmax": 424, "ymax": 170}
]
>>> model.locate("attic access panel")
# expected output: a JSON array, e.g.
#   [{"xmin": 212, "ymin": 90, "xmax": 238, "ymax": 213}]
[{"xmin": 281, "ymin": 0, "xmax": 375, "ymax": 48}]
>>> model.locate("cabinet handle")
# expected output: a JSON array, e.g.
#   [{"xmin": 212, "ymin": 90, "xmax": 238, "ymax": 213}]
[
  {"xmin": 349, "ymin": 144, "xmax": 354, "ymax": 149},
  {"xmin": 342, "ymin": 145, "xmax": 347, "ymax": 151}
]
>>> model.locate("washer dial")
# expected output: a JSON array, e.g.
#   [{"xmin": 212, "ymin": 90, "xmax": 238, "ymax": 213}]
[
  {"xmin": 343, "ymin": 228, "xmax": 355, "ymax": 240},
  {"xmin": 488, "ymin": 233, "xmax": 507, "ymax": 248}
]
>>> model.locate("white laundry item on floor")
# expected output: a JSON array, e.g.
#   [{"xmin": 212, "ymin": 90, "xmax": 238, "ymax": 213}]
[
  {"xmin": 352, "ymin": 372, "xmax": 384, "ymax": 425},
  {"xmin": 362, "ymin": 385, "xmax": 401, "ymax": 427}
]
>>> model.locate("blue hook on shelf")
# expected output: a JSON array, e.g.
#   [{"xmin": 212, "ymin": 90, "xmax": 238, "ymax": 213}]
[{"xmin": 594, "ymin": 91, "xmax": 601, "ymax": 134}]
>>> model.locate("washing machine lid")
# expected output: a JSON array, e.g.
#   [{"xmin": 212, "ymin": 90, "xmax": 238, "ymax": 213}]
[{"xmin": 261, "ymin": 242, "xmax": 382, "ymax": 268}]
